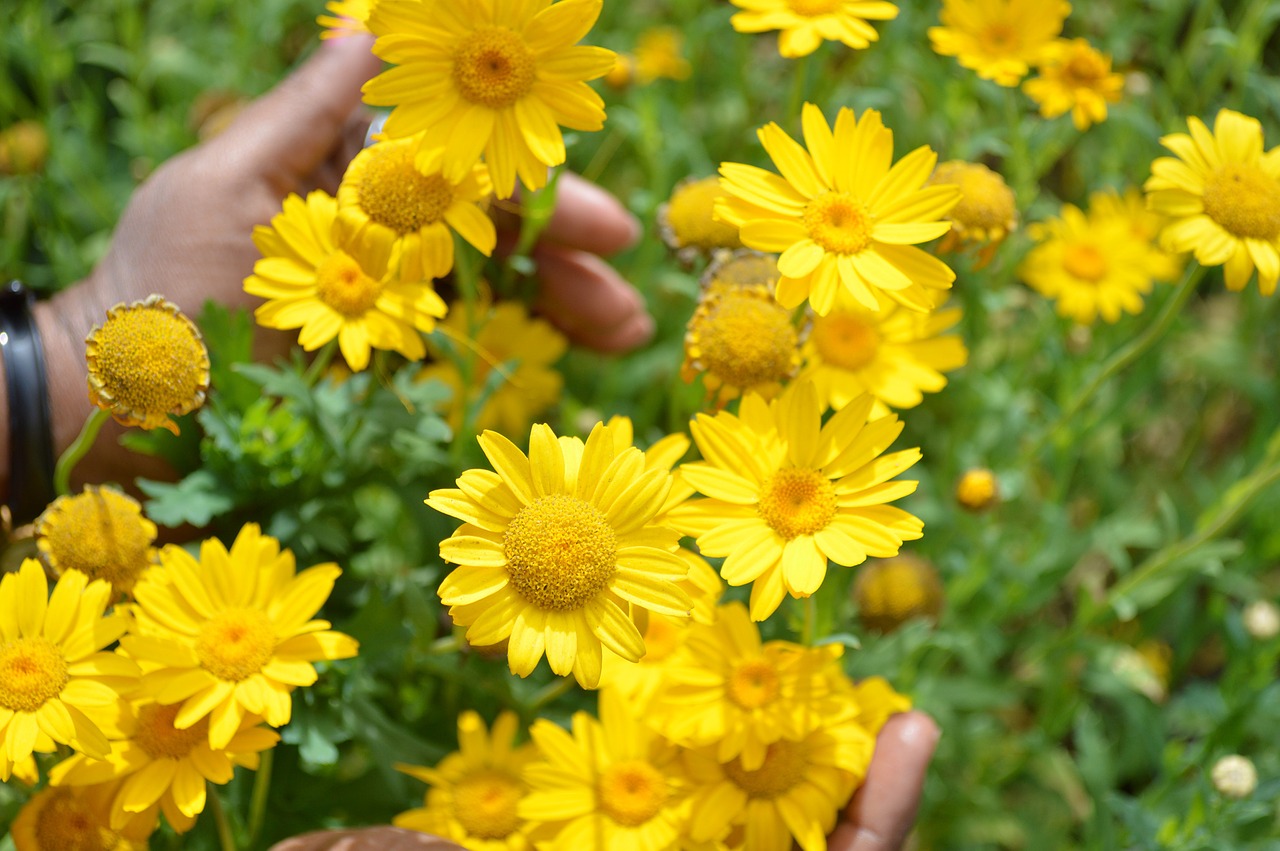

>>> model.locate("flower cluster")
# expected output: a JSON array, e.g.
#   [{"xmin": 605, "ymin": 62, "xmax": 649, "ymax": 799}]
[{"xmin": 395, "ymin": 601, "xmax": 911, "ymax": 851}]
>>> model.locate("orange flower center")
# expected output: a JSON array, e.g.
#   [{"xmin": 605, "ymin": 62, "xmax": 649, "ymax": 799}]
[
  {"xmin": 690, "ymin": 286, "xmax": 799, "ymax": 391},
  {"xmin": 453, "ymin": 27, "xmax": 537, "ymax": 110},
  {"xmin": 723, "ymin": 740, "xmax": 808, "ymax": 798},
  {"xmin": 598, "ymin": 760, "xmax": 668, "ymax": 827},
  {"xmin": 642, "ymin": 616, "xmax": 684, "ymax": 662},
  {"xmin": 804, "ymin": 193, "xmax": 873, "ymax": 255},
  {"xmin": 787, "ymin": 0, "xmax": 842, "ymax": 16},
  {"xmin": 1202, "ymin": 163, "xmax": 1280, "ymax": 241},
  {"xmin": 812, "ymin": 312, "xmax": 881, "ymax": 371},
  {"xmin": 452, "ymin": 768, "xmax": 524, "ymax": 839},
  {"xmin": 758, "ymin": 467, "xmax": 837, "ymax": 539},
  {"xmin": 134, "ymin": 703, "xmax": 210, "ymax": 761},
  {"xmin": 33, "ymin": 788, "xmax": 124, "ymax": 851},
  {"xmin": 979, "ymin": 23, "xmax": 1017, "ymax": 53},
  {"xmin": 1062, "ymin": 52, "xmax": 1107, "ymax": 85},
  {"xmin": 726, "ymin": 658, "xmax": 781, "ymax": 709},
  {"xmin": 196, "ymin": 608, "xmax": 276, "ymax": 682},
  {"xmin": 315, "ymin": 251, "xmax": 384, "ymax": 317},
  {"xmin": 504, "ymin": 494, "xmax": 618, "ymax": 611},
  {"xmin": 0, "ymin": 637, "xmax": 69, "ymax": 713},
  {"xmin": 357, "ymin": 140, "xmax": 455, "ymax": 234},
  {"xmin": 931, "ymin": 162, "xmax": 1016, "ymax": 235},
  {"xmin": 1062, "ymin": 243, "xmax": 1108, "ymax": 283}
]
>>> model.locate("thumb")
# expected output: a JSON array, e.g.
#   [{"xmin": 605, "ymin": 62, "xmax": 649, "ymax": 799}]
[{"xmin": 223, "ymin": 33, "xmax": 383, "ymax": 183}]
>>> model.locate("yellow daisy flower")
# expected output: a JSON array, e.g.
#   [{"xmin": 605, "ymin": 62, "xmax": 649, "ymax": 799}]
[
  {"xmin": 318, "ymin": 0, "xmax": 375, "ymax": 39},
  {"xmin": 1023, "ymin": 39, "xmax": 1124, "ymax": 131},
  {"xmin": 0, "ymin": 560, "xmax": 137, "ymax": 779},
  {"xmin": 121, "ymin": 523, "xmax": 358, "ymax": 749},
  {"xmin": 362, "ymin": 0, "xmax": 616, "ymax": 199},
  {"xmin": 35, "ymin": 486, "xmax": 157, "ymax": 599},
  {"xmin": 729, "ymin": 0, "xmax": 899, "ymax": 58},
  {"xmin": 633, "ymin": 26, "xmax": 692, "ymax": 83},
  {"xmin": 337, "ymin": 135, "xmax": 495, "ymax": 282},
  {"xmin": 85, "ymin": 295, "xmax": 210, "ymax": 435},
  {"xmin": 1145, "ymin": 109, "xmax": 1280, "ymax": 295},
  {"xmin": 927, "ymin": 160, "xmax": 1018, "ymax": 267},
  {"xmin": 848, "ymin": 675, "xmax": 912, "ymax": 736},
  {"xmin": 520, "ymin": 690, "xmax": 690, "ymax": 851},
  {"xmin": 12, "ymin": 785, "xmax": 151, "ymax": 851},
  {"xmin": 649, "ymin": 602, "xmax": 853, "ymax": 768},
  {"xmin": 717, "ymin": 103, "xmax": 961, "ymax": 316},
  {"xmin": 928, "ymin": 0, "xmax": 1071, "ymax": 87},
  {"xmin": 49, "ymin": 699, "xmax": 278, "ymax": 833},
  {"xmin": 1019, "ymin": 201, "xmax": 1172, "ymax": 324},
  {"xmin": 668, "ymin": 381, "xmax": 923, "ymax": 621},
  {"xmin": 395, "ymin": 711, "xmax": 536, "ymax": 850},
  {"xmin": 244, "ymin": 191, "xmax": 448, "ymax": 371},
  {"xmin": 421, "ymin": 293, "xmax": 567, "ymax": 436},
  {"xmin": 853, "ymin": 553, "xmax": 944, "ymax": 633},
  {"xmin": 658, "ymin": 176, "xmax": 744, "ymax": 262},
  {"xmin": 1089, "ymin": 187, "xmax": 1182, "ymax": 281},
  {"xmin": 427, "ymin": 422, "xmax": 694, "ymax": 689},
  {"xmin": 798, "ymin": 288, "xmax": 967, "ymax": 416},
  {"xmin": 684, "ymin": 719, "xmax": 875, "ymax": 851},
  {"xmin": 681, "ymin": 254, "xmax": 804, "ymax": 406}
]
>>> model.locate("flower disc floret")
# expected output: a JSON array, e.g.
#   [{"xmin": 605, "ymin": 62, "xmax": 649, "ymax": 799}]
[
  {"xmin": 195, "ymin": 609, "xmax": 278, "ymax": 682},
  {"xmin": 726, "ymin": 659, "xmax": 781, "ymax": 710},
  {"xmin": 85, "ymin": 295, "xmax": 210, "ymax": 435},
  {"xmin": 758, "ymin": 468, "xmax": 838, "ymax": 539},
  {"xmin": 812, "ymin": 313, "xmax": 879, "ymax": 371},
  {"xmin": 682, "ymin": 281, "xmax": 802, "ymax": 403},
  {"xmin": 35, "ymin": 487, "xmax": 156, "ymax": 597},
  {"xmin": 504, "ymin": 494, "xmax": 618, "ymax": 611},
  {"xmin": 357, "ymin": 142, "xmax": 455, "ymax": 232},
  {"xmin": 598, "ymin": 760, "xmax": 669, "ymax": 826},
  {"xmin": 134, "ymin": 703, "xmax": 210, "ymax": 761},
  {"xmin": 659, "ymin": 176, "xmax": 743, "ymax": 257},
  {"xmin": 0, "ymin": 638, "xmax": 69, "ymax": 713},
  {"xmin": 1201, "ymin": 165, "xmax": 1280, "ymax": 240},
  {"xmin": 314, "ymin": 251, "xmax": 385, "ymax": 317},
  {"xmin": 453, "ymin": 27, "xmax": 537, "ymax": 109},
  {"xmin": 452, "ymin": 769, "xmax": 524, "ymax": 839},
  {"xmin": 12, "ymin": 787, "xmax": 144, "ymax": 851},
  {"xmin": 805, "ymin": 193, "xmax": 873, "ymax": 254},
  {"xmin": 723, "ymin": 740, "xmax": 806, "ymax": 798}
]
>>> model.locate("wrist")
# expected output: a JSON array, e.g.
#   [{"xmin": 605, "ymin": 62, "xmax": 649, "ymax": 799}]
[{"xmin": 1, "ymin": 281, "xmax": 56, "ymax": 524}]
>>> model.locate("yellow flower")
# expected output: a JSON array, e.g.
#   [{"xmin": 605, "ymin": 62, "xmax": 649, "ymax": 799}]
[
  {"xmin": 426, "ymin": 422, "xmax": 693, "ymax": 689},
  {"xmin": 420, "ymin": 293, "xmax": 567, "ymax": 436},
  {"xmin": 12, "ymin": 786, "xmax": 151, "ymax": 851},
  {"xmin": 362, "ymin": 0, "xmax": 616, "ymax": 199},
  {"xmin": 668, "ymin": 381, "xmax": 923, "ymax": 621},
  {"xmin": 121, "ymin": 523, "xmax": 358, "ymax": 749},
  {"xmin": 717, "ymin": 103, "xmax": 960, "ymax": 316},
  {"xmin": 0, "ymin": 120, "xmax": 49, "ymax": 176},
  {"xmin": 244, "ymin": 191, "xmax": 448, "ymax": 371},
  {"xmin": 1089, "ymin": 187, "xmax": 1181, "ymax": 281},
  {"xmin": 730, "ymin": 0, "xmax": 899, "ymax": 58},
  {"xmin": 927, "ymin": 160, "xmax": 1017, "ymax": 266},
  {"xmin": 604, "ymin": 53, "xmax": 635, "ymax": 89},
  {"xmin": 1146, "ymin": 109, "xmax": 1280, "ymax": 295},
  {"xmin": 318, "ymin": 0, "xmax": 375, "ymax": 39},
  {"xmin": 955, "ymin": 467, "xmax": 998, "ymax": 511},
  {"xmin": 648, "ymin": 602, "xmax": 853, "ymax": 768},
  {"xmin": 337, "ymin": 136, "xmax": 495, "ymax": 282},
  {"xmin": 35, "ymin": 486, "xmax": 157, "ymax": 598},
  {"xmin": 682, "ymin": 254, "xmax": 804, "ymax": 405},
  {"xmin": 0, "ymin": 560, "xmax": 137, "ymax": 779},
  {"xmin": 395, "ymin": 711, "xmax": 536, "ymax": 850},
  {"xmin": 928, "ymin": 0, "xmax": 1070, "ymax": 87},
  {"xmin": 799, "ymin": 288, "xmax": 967, "ymax": 416},
  {"xmin": 658, "ymin": 176, "xmax": 744, "ymax": 260},
  {"xmin": 1024, "ymin": 39, "xmax": 1124, "ymax": 131},
  {"xmin": 1019, "ymin": 200, "xmax": 1172, "ymax": 324},
  {"xmin": 520, "ymin": 690, "xmax": 690, "ymax": 851},
  {"xmin": 49, "ymin": 699, "xmax": 278, "ymax": 833},
  {"xmin": 633, "ymin": 26, "xmax": 692, "ymax": 83},
  {"xmin": 852, "ymin": 553, "xmax": 944, "ymax": 633},
  {"xmin": 684, "ymin": 718, "xmax": 874, "ymax": 851},
  {"xmin": 85, "ymin": 295, "xmax": 210, "ymax": 435},
  {"xmin": 849, "ymin": 675, "xmax": 912, "ymax": 736}
]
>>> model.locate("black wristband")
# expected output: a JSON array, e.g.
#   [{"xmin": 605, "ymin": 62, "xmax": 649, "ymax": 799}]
[{"xmin": 0, "ymin": 280, "xmax": 55, "ymax": 525}]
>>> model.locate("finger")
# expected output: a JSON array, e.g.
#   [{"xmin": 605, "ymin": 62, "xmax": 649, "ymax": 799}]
[
  {"xmin": 531, "ymin": 244, "xmax": 654, "ymax": 353},
  {"xmin": 220, "ymin": 34, "xmax": 383, "ymax": 187},
  {"xmin": 536, "ymin": 172, "xmax": 642, "ymax": 256},
  {"xmin": 830, "ymin": 711, "xmax": 939, "ymax": 851}
]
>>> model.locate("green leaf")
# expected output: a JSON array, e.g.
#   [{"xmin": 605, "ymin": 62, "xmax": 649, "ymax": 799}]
[{"xmin": 136, "ymin": 470, "xmax": 235, "ymax": 527}]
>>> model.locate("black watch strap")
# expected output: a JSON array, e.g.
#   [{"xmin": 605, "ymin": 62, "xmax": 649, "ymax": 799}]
[{"xmin": 1, "ymin": 280, "xmax": 56, "ymax": 524}]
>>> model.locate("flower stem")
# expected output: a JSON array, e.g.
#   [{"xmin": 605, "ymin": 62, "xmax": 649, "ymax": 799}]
[
  {"xmin": 52, "ymin": 408, "xmax": 110, "ymax": 496},
  {"xmin": 209, "ymin": 786, "xmax": 237, "ymax": 851},
  {"xmin": 1030, "ymin": 263, "xmax": 1205, "ymax": 456},
  {"xmin": 801, "ymin": 594, "xmax": 817, "ymax": 646},
  {"xmin": 303, "ymin": 340, "xmax": 337, "ymax": 386},
  {"xmin": 247, "ymin": 749, "xmax": 273, "ymax": 848},
  {"xmin": 529, "ymin": 676, "xmax": 575, "ymax": 712},
  {"xmin": 785, "ymin": 53, "xmax": 812, "ymax": 120}
]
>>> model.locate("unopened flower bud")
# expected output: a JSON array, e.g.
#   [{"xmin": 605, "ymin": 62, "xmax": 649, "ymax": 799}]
[
  {"xmin": 955, "ymin": 468, "xmax": 998, "ymax": 512},
  {"xmin": 1211, "ymin": 755, "xmax": 1257, "ymax": 799},
  {"xmin": 1243, "ymin": 600, "xmax": 1279, "ymax": 639}
]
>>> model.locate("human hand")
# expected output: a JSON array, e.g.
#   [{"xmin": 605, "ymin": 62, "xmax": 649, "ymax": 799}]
[{"xmin": 829, "ymin": 711, "xmax": 940, "ymax": 851}]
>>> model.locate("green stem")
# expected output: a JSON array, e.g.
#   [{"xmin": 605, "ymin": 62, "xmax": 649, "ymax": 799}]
[
  {"xmin": 209, "ymin": 786, "xmax": 237, "ymax": 851},
  {"xmin": 529, "ymin": 676, "xmax": 575, "ymax": 712},
  {"xmin": 785, "ymin": 53, "xmax": 812, "ymax": 120},
  {"xmin": 1029, "ymin": 263, "xmax": 1205, "ymax": 457},
  {"xmin": 247, "ymin": 749, "xmax": 273, "ymax": 848},
  {"xmin": 52, "ymin": 408, "xmax": 110, "ymax": 496},
  {"xmin": 498, "ymin": 170, "xmax": 561, "ymax": 297},
  {"xmin": 1002, "ymin": 88, "xmax": 1035, "ymax": 205},
  {"xmin": 303, "ymin": 340, "xmax": 337, "ymax": 386},
  {"xmin": 801, "ymin": 594, "xmax": 817, "ymax": 646}
]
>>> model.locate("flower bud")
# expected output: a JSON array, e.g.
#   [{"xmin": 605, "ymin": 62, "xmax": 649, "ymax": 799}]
[{"xmin": 1211, "ymin": 755, "xmax": 1257, "ymax": 799}]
